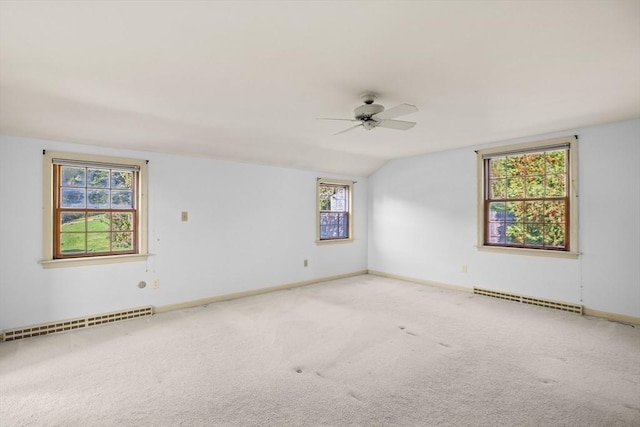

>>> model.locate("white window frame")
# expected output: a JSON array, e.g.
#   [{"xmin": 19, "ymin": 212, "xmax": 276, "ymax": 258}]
[
  {"xmin": 41, "ymin": 151, "xmax": 148, "ymax": 268},
  {"xmin": 476, "ymin": 136, "xmax": 579, "ymax": 259},
  {"xmin": 316, "ymin": 178, "xmax": 354, "ymax": 244}
]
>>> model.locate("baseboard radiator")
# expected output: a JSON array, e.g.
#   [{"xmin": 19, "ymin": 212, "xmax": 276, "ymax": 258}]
[
  {"xmin": 473, "ymin": 287, "xmax": 582, "ymax": 315},
  {"xmin": 2, "ymin": 306, "xmax": 153, "ymax": 342}
]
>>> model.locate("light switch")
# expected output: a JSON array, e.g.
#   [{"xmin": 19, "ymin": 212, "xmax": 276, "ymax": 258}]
[{"xmin": 181, "ymin": 211, "xmax": 188, "ymax": 222}]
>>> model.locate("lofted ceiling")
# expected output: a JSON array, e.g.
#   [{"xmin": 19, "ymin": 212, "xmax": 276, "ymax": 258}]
[{"xmin": 1, "ymin": 0, "xmax": 639, "ymax": 177}]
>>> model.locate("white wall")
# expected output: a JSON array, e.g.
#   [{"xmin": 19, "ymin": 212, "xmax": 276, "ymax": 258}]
[
  {"xmin": 0, "ymin": 136, "xmax": 368, "ymax": 330},
  {"xmin": 368, "ymin": 119, "xmax": 640, "ymax": 318},
  {"xmin": 2, "ymin": 119, "xmax": 638, "ymax": 331}
]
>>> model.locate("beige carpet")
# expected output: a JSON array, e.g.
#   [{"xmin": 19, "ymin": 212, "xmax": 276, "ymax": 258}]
[{"xmin": 1, "ymin": 274, "xmax": 639, "ymax": 426}]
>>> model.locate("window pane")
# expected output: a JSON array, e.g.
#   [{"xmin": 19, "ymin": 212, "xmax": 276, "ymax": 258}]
[
  {"xmin": 112, "ymin": 213, "xmax": 133, "ymax": 231},
  {"xmin": 320, "ymin": 212, "xmax": 348, "ymax": 239},
  {"xmin": 525, "ymin": 153, "xmax": 545, "ymax": 175},
  {"xmin": 61, "ymin": 188, "xmax": 86, "ymax": 208},
  {"xmin": 505, "ymin": 222, "xmax": 524, "ymax": 244},
  {"xmin": 544, "ymin": 224, "xmax": 565, "ymax": 248},
  {"xmin": 546, "ymin": 174, "xmax": 566, "ymax": 197},
  {"xmin": 88, "ymin": 232, "xmax": 110, "ymax": 252},
  {"xmin": 506, "ymin": 177, "xmax": 524, "ymax": 199},
  {"xmin": 504, "ymin": 201, "xmax": 525, "ymax": 244},
  {"xmin": 319, "ymin": 185, "xmax": 349, "ymax": 212},
  {"xmin": 489, "ymin": 158, "xmax": 507, "ymax": 178},
  {"xmin": 333, "ymin": 187, "xmax": 345, "ymax": 200},
  {"xmin": 487, "ymin": 222, "xmax": 505, "ymax": 244},
  {"xmin": 506, "ymin": 201, "xmax": 524, "ymax": 223},
  {"xmin": 488, "ymin": 202, "xmax": 507, "ymax": 244},
  {"xmin": 525, "ymin": 223, "xmax": 543, "ymax": 246},
  {"xmin": 87, "ymin": 189, "xmax": 109, "ymax": 208},
  {"xmin": 111, "ymin": 171, "xmax": 132, "ymax": 189},
  {"xmin": 111, "ymin": 190, "xmax": 133, "ymax": 208},
  {"xmin": 319, "ymin": 186, "xmax": 333, "ymax": 210},
  {"xmin": 61, "ymin": 213, "xmax": 86, "ymax": 232},
  {"xmin": 546, "ymin": 150, "xmax": 566, "ymax": 174},
  {"xmin": 112, "ymin": 232, "xmax": 133, "ymax": 251},
  {"xmin": 524, "ymin": 201, "xmax": 544, "ymax": 223},
  {"xmin": 488, "ymin": 202, "xmax": 510, "ymax": 220},
  {"xmin": 87, "ymin": 169, "xmax": 110, "ymax": 188},
  {"xmin": 331, "ymin": 195, "xmax": 346, "ymax": 211},
  {"xmin": 488, "ymin": 201, "xmax": 506, "ymax": 216},
  {"xmin": 60, "ymin": 233, "xmax": 86, "ymax": 254},
  {"xmin": 490, "ymin": 179, "xmax": 506, "ymax": 199},
  {"xmin": 88, "ymin": 212, "xmax": 110, "ymax": 231},
  {"xmin": 525, "ymin": 175, "xmax": 545, "ymax": 197},
  {"xmin": 544, "ymin": 201, "xmax": 565, "ymax": 224},
  {"xmin": 60, "ymin": 166, "xmax": 85, "ymax": 187},
  {"xmin": 505, "ymin": 156, "xmax": 525, "ymax": 177},
  {"xmin": 487, "ymin": 204, "xmax": 502, "ymax": 242}
]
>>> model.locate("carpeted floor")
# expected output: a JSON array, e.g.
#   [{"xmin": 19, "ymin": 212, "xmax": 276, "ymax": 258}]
[{"xmin": 1, "ymin": 274, "xmax": 639, "ymax": 426}]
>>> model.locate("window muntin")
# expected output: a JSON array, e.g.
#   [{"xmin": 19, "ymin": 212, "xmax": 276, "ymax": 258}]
[
  {"xmin": 42, "ymin": 151, "xmax": 148, "ymax": 267},
  {"xmin": 478, "ymin": 136, "xmax": 577, "ymax": 255},
  {"xmin": 54, "ymin": 164, "xmax": 138, "ymax": 258},
  {"xmin": 317, "ymin": 179, "xmax": 352, "ymax": 242}
]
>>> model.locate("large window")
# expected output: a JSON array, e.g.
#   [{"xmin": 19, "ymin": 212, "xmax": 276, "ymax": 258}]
[
  {"xmin": 317, "ymin": 179, "xmax": 353, "ymax": 242},
  {"xmin": 42, "ymin": 151, "xmax": 148, "ymax": 267},
  {"xmin": 477, "ymin": 136, "xmax": 578, "ymax": 257}
]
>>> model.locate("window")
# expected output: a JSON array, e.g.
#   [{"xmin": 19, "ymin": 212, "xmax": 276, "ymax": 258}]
[
  {"xmin": 317, "ymin": 179, "xmax": 353, "ymax": 243},
  {"xmin": 477, "ymin": 136, "xmax": 578, "ymax": 257},
  {"xmin": 42, "ymin": 151, "xmax": 148, "ymax": 267}
]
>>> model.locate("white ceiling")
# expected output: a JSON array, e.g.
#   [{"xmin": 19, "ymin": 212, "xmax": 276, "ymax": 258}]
[{"xmin": 1, "ymin": 1, "xmax": 639, "ymax": 176}]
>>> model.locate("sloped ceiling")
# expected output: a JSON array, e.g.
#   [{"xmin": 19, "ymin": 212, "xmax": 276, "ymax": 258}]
[{"xmin": 1, "ymin": 0, "xmax": 638, "ymax": 176}]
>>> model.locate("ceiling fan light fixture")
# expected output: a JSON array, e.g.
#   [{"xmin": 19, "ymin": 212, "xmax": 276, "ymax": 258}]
[
  {"xmin": 319, "ymin": 94, "xmax": 418, "ymax": 135},
  {"xmin": 362, "ymin": 121, "xmax": 378, "ymax": 130}
]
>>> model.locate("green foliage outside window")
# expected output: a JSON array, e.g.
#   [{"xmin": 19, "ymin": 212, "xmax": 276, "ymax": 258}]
[
  {"xmin": 487, "ymin": 149, "xmax": 568, "ymax": 250},
  {"xmin": 319, "ymin": 186, "xmax": 335, "ymax": 211}
]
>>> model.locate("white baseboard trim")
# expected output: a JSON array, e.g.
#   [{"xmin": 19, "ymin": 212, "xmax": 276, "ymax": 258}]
[
  {"xmin": 154, "ymin": 270, "xmax": 368, "ymax": 314},
  {"xmin": 367, "ymin": 270, "xmax": 640, "ymax": 325},
  {"xmin": 367, "ymin": 270, "xmax": 472, "ymax": 294},
  {"xmin": 583, "ymin": 308, "xmax": 640, "ymax": 326}
]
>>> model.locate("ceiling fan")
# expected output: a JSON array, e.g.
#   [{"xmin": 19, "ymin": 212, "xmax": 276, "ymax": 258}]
[{"xmin": 320, "ymin": 93, "xmax": 418, "ymax": 135}]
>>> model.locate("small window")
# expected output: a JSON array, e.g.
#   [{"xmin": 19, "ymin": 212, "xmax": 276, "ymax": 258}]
[
  {"xmin": 317, "ymin": 179, "xmax": 353, "ymax": 243},
  {"xmin": 477, "ymin": 136, "xmax": 578, "ymax": 257},
  {"xmin": 42, "ymin": 151, "xmax": 148, "ymax": 267}
]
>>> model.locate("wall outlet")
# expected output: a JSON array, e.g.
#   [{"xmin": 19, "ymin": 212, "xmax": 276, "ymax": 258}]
[
  {"xmin": 303, "ymin": 259, "xmax": 308, "ymax": 267},
  {"xmin": 181, "ymin": 211, "xmax": 188, "ymax": 222},
  {"xmin": 152, "ymin": 279, "xmax": 160, "ymax": 289},
  {"xmin": 461, "ymin": 264, "xmax": 468, "ymax": 273}
]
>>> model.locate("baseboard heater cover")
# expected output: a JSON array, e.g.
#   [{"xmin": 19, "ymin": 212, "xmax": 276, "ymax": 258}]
[
  {"xmin": 2, "ymin": 306, "xmax": 153, "ymax": 342},
  {"xmin": 473, "ymin": 287, "xmax": 582, "ymax": 315}
]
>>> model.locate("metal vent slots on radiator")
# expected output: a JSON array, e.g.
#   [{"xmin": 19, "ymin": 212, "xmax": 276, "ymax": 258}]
[
  {"xmin": 473, "ymin": 287, "xmax": 582, "ymax": 314},
  {"xmin": 2, "ymin": 306, "xmax": 153, "ymax": 342}
]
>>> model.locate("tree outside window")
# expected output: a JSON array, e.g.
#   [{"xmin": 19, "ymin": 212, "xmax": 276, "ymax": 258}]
[{"xmin": 478, "ymin": 136, "xmax": 577, "ymax": 255}]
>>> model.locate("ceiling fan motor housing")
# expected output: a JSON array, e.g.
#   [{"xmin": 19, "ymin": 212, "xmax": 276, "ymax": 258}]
[{"xmin": 354, "ymin": 103, "xmax": 384, "ymax": 120}]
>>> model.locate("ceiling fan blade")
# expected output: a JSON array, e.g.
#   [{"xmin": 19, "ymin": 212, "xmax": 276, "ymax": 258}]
[
  {"xmin": 317, "ymin": 118, "xmax": 360, "ymax": 122},
  {"xmin": 372, "ymin": 103, "xmax": 418, "ymax": 120},
  {"xmin": 376, "ymin": 119, "xmax": 416, "ymax": 131},
  {"xmin": 334, "ymin": 123, "xmax": 363, "ymax": 135}
]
